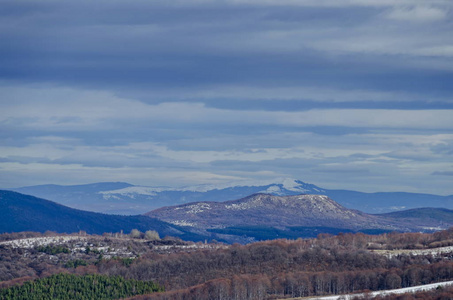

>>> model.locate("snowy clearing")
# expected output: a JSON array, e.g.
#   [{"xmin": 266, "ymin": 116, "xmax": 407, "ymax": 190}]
[
  {"xmin": 287, "ymin": 280, "xmax": 453, "ymax": 300},
  {"xmin": 373, "ymin": 245, "xmax": 453, "ymax": 258}
]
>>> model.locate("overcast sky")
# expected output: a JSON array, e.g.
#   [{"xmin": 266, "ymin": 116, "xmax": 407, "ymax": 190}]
[{"xmin": 1, "ymin": 0, "xmax": 453, "ymax": 194}]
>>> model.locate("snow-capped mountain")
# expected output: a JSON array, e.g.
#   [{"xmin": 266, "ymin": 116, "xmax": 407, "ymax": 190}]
[
  {"xmin": 11, "ymin": 179, "xmax": 325, "ymax": 214},
  {"xmin": 10, "ymin": 179, "xmax": 453, "ymax": 215}
]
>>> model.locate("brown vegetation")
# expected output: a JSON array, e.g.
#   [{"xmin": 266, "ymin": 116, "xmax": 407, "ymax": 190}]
[{"xmin": 2, "ymin": 229, "xmax": 453, "ymax": 299}]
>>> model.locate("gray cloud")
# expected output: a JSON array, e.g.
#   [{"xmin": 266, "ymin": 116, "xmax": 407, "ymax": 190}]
[
  {"xmin": 2, "ymin": 1, "xmax": 453, "ymax": 101},
  {"xmin": 0, "ymin": 0, "xmax": 452, "ymax": 195},
  {"xmin": 432, "ymin": 171, "xmax": 453, "ymax": 176}
]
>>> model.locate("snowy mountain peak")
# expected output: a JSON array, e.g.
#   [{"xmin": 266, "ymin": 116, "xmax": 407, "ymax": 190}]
[
  {"xmin": 257, "ymin": 178, "xmax": 326, "ymax": 195},
  {"xmin": 98, "ymin": 178, "xmax": 324, "ymax": 196}
]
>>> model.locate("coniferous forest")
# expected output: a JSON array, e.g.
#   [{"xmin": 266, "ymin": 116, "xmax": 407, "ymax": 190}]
[{"xmin": 0, "ymin": 273, "xmax": 162, "ymax": 300}]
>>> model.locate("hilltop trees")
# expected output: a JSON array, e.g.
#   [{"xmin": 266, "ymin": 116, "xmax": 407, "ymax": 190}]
[
  {"xmin": 145, "ymin": 230, "xmax": 160, "ymax": 241},
  {"xmin": 129, "ymin": 229, "xmax": 160, "ymax": 240}
]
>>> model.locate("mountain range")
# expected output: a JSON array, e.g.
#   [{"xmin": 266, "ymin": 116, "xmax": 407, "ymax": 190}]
[
  {"xmin": 2, "ymin": 190, "xmax": 453, "ymax": 244},
  {"xmin": 10, "ymin": 179, "xmax": 453, "ymax": 215}
]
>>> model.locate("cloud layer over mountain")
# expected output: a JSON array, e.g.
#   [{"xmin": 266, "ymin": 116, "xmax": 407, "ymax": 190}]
[{"xmin": 1, "ymin": 0, "xmax": 452, "ymax": 194}]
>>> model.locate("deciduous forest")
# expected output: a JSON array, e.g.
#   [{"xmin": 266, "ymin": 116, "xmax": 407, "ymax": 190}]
[{"xmin": 2, "ymin": 229, "xmax": 453, "ymax": 299}]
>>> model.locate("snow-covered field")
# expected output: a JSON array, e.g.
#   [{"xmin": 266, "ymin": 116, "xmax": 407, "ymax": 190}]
[
  {"xmin": 297, "ymin": 280, "xmax": 453, "ymax": 300},
  {"xmin": 373, "ymin": 245, "xmax": 453, "ymax": 258},
  {"xmin": 0, "ymin": 235, "xmax": 139, "ymax": 258},
  {"xmin": 0, "ymin": 236, "xmax": 87, "ymax": 249}
]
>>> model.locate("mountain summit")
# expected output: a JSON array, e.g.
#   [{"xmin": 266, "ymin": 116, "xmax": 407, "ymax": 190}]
[{"xmin": 145, "ymin": 193, "xmax": 390, "ymax": 230}]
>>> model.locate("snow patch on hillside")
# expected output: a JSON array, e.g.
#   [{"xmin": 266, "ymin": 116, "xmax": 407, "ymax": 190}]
[
  {"xmin": 0, "ymin": 236, "xmax": 87, "ymax": 249},
  {"xmin": 259, "ymin": 185, "xmax": 284, "ymax": 195},
  {"xmin": 179, "ymin": 203, "xmax": 212, "ymax": 214},
  {"xmin": 282, "ymin": 178, "xmax": 309, "ymax": 192},
  {"xmin": 305, "ymin": 281, "xmax": 453, "ymax": 300},
  {"xmin": 225, "ymin": 202, "xmax": 252, "ymax": 210},
  {"xmin": 375, "ymin": 245, "xmax": 453, "ymax": 258},
  {"xmin": 99, "ymin": 186, "xmax": 161, "ymax": 196},
  {"xmin": 169, "ymin": 220, "xmax": 197, "ymax": 227}
]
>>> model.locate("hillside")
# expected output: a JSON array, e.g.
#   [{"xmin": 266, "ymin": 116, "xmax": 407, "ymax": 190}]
[
  {"xmin": 0, "ymin": 190, "xmax": 204, "ymax": 241},
  {"xmin": 11, "ymin": 182, "xmax": 137, "ymax": 214},
  {"xmin": 146, "ymin": 193, "xmax": 400, "ymax": 231},
  {"xmin": 379, "ymin": 207, "xmax": 453, "ymax": 229},
  {"xmin": 11, "ymin": 179, "xmax": 453, "ymax": 215}
]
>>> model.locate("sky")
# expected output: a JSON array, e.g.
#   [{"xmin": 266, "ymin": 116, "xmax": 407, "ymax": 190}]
[{"xmin": 1, "ymin": 0, "xmax": 452, "ymax": 195}]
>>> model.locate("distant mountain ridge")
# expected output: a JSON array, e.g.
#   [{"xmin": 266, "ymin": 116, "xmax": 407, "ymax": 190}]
[{"xmin": 10, "ymin": 179, "xmax": 453, "ymax": 215}]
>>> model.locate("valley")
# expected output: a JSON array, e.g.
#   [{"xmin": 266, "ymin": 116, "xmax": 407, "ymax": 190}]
[{"xmin": 2, "ymin": 187, "xmax": 453, "ymax": 298}]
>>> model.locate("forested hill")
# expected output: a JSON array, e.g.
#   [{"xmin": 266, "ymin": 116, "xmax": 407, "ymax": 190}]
[
  {"xmin": 0, "ymin": 190, "xmax": 203, "ymax": 241},
  {"xmin": 379, "ymin": 207, "xmax": 453, "ymax": 222}
]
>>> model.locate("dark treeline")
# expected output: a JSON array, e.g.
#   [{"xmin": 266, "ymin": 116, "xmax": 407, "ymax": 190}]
[
  {"xmin": 36, "ymin": 245, "xmax": 70, "ymax": 255},
  {"xmin": 0, "ymin": 273, "xmax": 162, "ymax": 300},
  {"xmin": 2, "ymin": 229, "xmax": 453, "ymax": 299}
]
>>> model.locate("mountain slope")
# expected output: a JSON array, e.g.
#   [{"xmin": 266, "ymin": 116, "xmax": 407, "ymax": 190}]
[
  {"xmin": 11, "ymin": 182, "xmax": 137, "ymax": 214},
  {"xmin": 0, "ymin": 190, "xmax": 205, "ymax": 241},
  {"xmin": 145, "ymin": 193, "xmax": 402, "ymax": 231}
]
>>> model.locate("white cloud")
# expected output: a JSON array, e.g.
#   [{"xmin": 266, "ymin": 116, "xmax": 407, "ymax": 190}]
[
  {"xmin": 2, "ymin": 85, "xmax": 453, "ymax": 133},
  {"xmin": 385, "ymin": 5, "xmax": 448, "ymax": 22},
  {"xmin": 413, "ymin": 45, "xmax": 453, "ymax": 57},
  {"xmin": 1, "ymin": 117, "xmax": 452, "ymax": 194},
  {"xmin": 228, "ymin": 0, "xmax": 452, "ymax": 8},
  {"xmin": 186, "ymin": 85, "xmax": 431, "ymax": 102}
]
